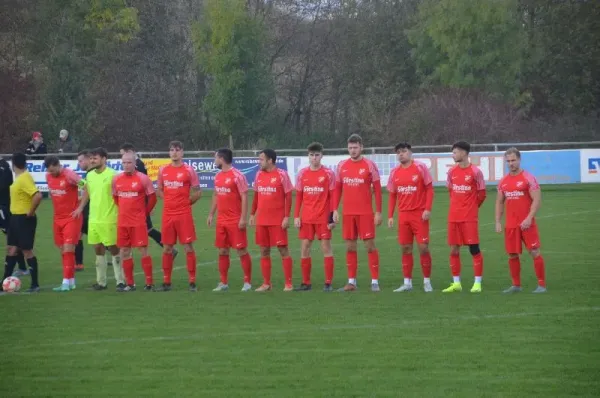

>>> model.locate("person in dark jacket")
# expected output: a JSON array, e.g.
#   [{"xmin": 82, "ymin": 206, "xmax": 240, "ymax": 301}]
[
  {"xmin": 25, "ymin": 132, "xmax": 48, "ymax": 155},
  {"xmin": 57, "ymin": 129, "xmax": 78, "ymax": 153}
]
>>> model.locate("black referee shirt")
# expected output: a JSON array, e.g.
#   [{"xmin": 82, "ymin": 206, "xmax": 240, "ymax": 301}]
[{"xmin": 0, "ymin": 158, "xmax": 13, "ymax": 207}]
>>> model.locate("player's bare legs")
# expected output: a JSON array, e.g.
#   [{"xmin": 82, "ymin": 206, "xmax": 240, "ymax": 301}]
[
  {"xmin": 363, "ymin": 238, "xmax": 380, "ymax": 291},
  {"xmin": 53, "ymin": 243, "xmax": 76, "ymax": 292}
]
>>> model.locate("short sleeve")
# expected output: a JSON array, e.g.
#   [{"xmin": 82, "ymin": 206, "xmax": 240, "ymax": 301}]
[
  {"xmin": 326, "ymin": 168, "xmax": 336, "ymax": 190},
  {"xmin": 525, "ymin": 172, "xmax": 540, "ymax": 191},
  {"xmin": 387, "ymin": 168, "xmax": 397, "ymax": 192},
  {"xmin": 23, "ymin": 174, "xmax": 38, "ymax": 197},
  {"xmin": 234, "ymin": 171, "xmax": 249, "ymax": 193},
  {"xmin": 157, "ymin": 166, "xmax": 165, "ymax": 189},
  {"xmin": 279, "ymin": 170, "xmax": 293, "ymax": 193},
  {"xmin": 367, "ymin": 159, "xmax": 380, "ymax": 182},
  {"xmin": 187, "ymin": 165, "xmax": 200, "ymax": 188},
  {"xmin": 65, "ymin": 169, "xmax": 81, "ymax": 186},
  {"xmin": 140, "ymin": 173, "xmax": 155, "ymax": 195},
  {"xmin": 295, "ymin": 168, "xmax": 305, "ymax": 191},
  {"xmin": 474, "ymin": 167, "xmax": 486, "ymax": 190},
  {"xmin": 416, "ymin": 162, "xmax": 433, "ymax": 185}
]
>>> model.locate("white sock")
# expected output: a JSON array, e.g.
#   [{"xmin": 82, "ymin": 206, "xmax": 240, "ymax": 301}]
[
  {"xmin": 453, "ymin": 276, "xmax": 461, "ymax": 283},
  {"xmin": 371, "ymin": 279, "xmax": 378, "ymax": 284},
  {"xmin": 69, "ymin": 278, "xmax": 75, "ymax": 285},
  {"xmin": 62, "ymin": 278, "xmax": 69, "ymax": 285},
  {"xmin": 404, "ymin": 278, "xmax": 412, "ymax": 286},
  {"xmin": 424, "ymin": 278, "xmax": 431, "ymax": 284},
  {"xmin": 348, "ymin": 278, "xmax": 356, "ymax": 285},
  {"xmin": 475, "ymin": 276, "xmax": 482, "ymax": 283}
]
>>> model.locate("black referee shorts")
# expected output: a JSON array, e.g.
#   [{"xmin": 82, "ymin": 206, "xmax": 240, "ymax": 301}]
[
  {"xmin": 0, "ymin": 205, "xmax": 9, "ymax": 234},
  {"xmin": 7, "ymin": 214, "xmax": 37, "ymax": 251}
]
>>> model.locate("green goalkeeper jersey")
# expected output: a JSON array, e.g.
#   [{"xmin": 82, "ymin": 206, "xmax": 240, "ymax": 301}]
[{"xmin": 86, "ymin": 166, "xmax": 117, "ymax": 224}]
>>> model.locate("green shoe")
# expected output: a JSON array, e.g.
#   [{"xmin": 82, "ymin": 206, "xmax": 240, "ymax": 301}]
[
  {"xmin": 52, "ymin": 284, "xmax": 71, "ymax": 292},
  {"xmin": 70, "ymin": 284, "xmax": 77, "ymax": 290}
]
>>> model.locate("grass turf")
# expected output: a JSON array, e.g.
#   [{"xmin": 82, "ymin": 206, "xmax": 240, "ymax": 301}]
[{"xmin": 1, "ymin": 185, "xmax": 599, "ymax": 397}]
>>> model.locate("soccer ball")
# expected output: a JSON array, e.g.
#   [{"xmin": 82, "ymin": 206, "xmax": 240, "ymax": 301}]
[{"xmin": 2, "ymin": 276, "xmax": 21, "ymax": 293}]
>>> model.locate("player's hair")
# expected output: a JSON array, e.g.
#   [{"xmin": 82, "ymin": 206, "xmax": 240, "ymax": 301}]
[
  {"xmin": 77, "ymin": 149, "xmax": 90, "ymax": 157},
  {"xmin": 452, "ymin": 141, "xmax": 471, "ymax": 154},
  {"xmin": 505, "ymin": 147, "xmax": 521, "ymax": 159},
  {"xmin": 307, "ymin": 142, "xmax": 324, "ymax": 153},
  {"xmin": 169, "ymin": 140, "xmax": 183, "ymax": 150},
  {"xmin": 216, "ymin": 148, "xmax": 233, "ymax": 164},
  {"xmin": 43, "ymin": 155, "xmax": 60, "ymax": 168},
  {"xmin": 347, "ymin": 133, "xmax": 363, "ymax": 145},
  {"xmin": 120, "ymin": 143, "xmax": 136, "ymax": 152},
  {"xmin": 394, "ymin": 142, "xmax": 412, "ymax": 151},
  {"xmin": 90, "ymin": 147, "xmax": 108, "ymax": 158},
  {"xmin": 260, "ymin": 148, "xmax": 277, "ymax": 163},
  {"xmin": 11, "ymin": 152, "xmax": 27, "ymax": 169}
]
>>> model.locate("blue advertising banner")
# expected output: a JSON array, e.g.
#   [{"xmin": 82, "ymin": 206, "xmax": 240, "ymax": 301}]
[
  {"xmin": 183, "ymin": 157, "xmax": 288, "ymax": 189},
  {"xmin": 518, "ymin": 150, "xmax": 581, "ymax": 184}
]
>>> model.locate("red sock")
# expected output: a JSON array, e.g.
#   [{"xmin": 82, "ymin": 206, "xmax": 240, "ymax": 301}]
[
  {"xmin": 63, "ymin": 252, "xmax": 75, "ymax": 279},
  {"xmin": 533, "ymin": 255, "xmax": 546, "ymax": 287},
  {"xmin": 346, "ymin": 251, "xmax": 358, "ymax": 279},
  {"xmin": 162, "ymin": 253, "xmax": 173, "ymax": 284},
  {"xmin": 123, "ymin": 258, "xmax": 135, "ymax": 286},
  {"xmin": 282, "ymin": 256, "xmax": 293, "ymax": 286},
  {"xmin": 218, "ymin": 255, "xmax": 230, "ymax": 284},
  {"xmin": 141, "ymin": 256, "xmax": 153, "ymax": 286},
  {"xmin": 240, "ymin": 253, "xmax": 252, "ymax": 284},
  {"xmin": 402, "ymin": 253, "xmax": 414, "ymax": 279},
  {"xmin": 368, "ymin": 250, "xmax": 379, "ymax": 280},
  {"xmin": 450, "ymin": 253, "xmax": 461, "ymax": 277},
  {"xmin": 324, "ymin": 256, "xmax": 334, "ymax": 285},
  {"xmin": 301, "ymin": 258, "xmax": 312, "ymax": 285},
  {"xmin": 260, "ymin": 257, "xmax": 272, "ymax": 285},
  {"xmin": 420, "ymin": 252, "xmax": 432, "ymax": 278},
  {"xmin": 186, "ymin": 252, "xmax": 197, "ymax": 284},
  {"xmin": 472, "ymin": 253, "xmax": 483, "ymax": 278},
  {"xmin": 508, "ymin": 257, "xmax": 521, "ymax": 287}
]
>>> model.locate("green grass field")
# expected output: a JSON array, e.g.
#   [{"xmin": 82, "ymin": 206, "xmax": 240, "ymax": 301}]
[{"xmin": 2, "ymin": 185, "xmax": 600, "ymax": 397}]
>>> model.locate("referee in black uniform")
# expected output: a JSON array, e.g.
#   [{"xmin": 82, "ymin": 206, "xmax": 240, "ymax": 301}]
[
  {"xmin": 2, "ymin": 153, "xmax": 42, "ymax": 292},
  {"xmin": 119, "ymin": 143, "xmax": 177, "ymax": 257},
  {"xmin": 74, "ymin": 150, "xmax": 92, "ymax": 271},
  {"xmin": 0, "ymin": 155, "xmax": 28, "ymax": 275}
]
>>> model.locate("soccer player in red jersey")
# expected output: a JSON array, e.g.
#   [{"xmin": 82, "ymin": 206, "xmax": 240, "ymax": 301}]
[
  {"xmin": 443, "ymin": 141, "xmax": 487, "ymax": 293},
  {"xmin": 112, "ymin": 152, "xmax": 157, "ymax": 292},
  {"xmin": 156, "ymin": 141, "xmax": 202, "ymax": 292},
  {"xmin": 207, "ymin": 148, "xmax": 253, "ymax": 292},
  {"xmin": 332, "ymin": 133, "xmax": 383, "ymax": 292},
  {"xmin": 249, "ymin": 149, "xmax": 294, "ymax": 292},
  {"xmin": 45, "ymin": 155, "xmax": 82, "ymax": 292},
  {"xmin": 386, "ymin": 143, "xmax": 434, "ymax": 293},
  {"xmin": 293, "ymin": 142, "xmax": 336, "ymax": 291},
  {"xmin": 495, "ymin": 147, "xmax": 546, "ymax": 293}
]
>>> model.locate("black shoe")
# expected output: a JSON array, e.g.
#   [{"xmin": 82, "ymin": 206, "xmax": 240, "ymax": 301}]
[
  {"xmin": 323, "ymin": 283, "xmax": 333, "ymax": 292},
  {"xmin": 294, "ymin": 283, "xmax": 312, "ymax": 291},
  {"xmin": 143, "ymin": 284, "xmax": 154, "ymax": 291},
  {"xmin": 189, "ymin": 282, "xmax": 197, "ymax": 292},
  {"xmin": 25, "ymin": 286, "xmax": 40, "ymax": 294},
  {"xmin": 116, "ymin": 283, "xmax": 126, "ymax": 292},
  {"xmin": 91, "ymin": 283, "xmax": 107, "ymax": 291},
  {"xmin": 154, "ymin": 283, "xmax": 172, "ymax": 292},
  {"xmin": 120, "ymin": 285, "xmax": 136, "ymax": 292}
]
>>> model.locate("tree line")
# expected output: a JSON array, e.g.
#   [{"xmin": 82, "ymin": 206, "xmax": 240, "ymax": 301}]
[{"xmin": 1, "ymin": 0, "xmax": 598, "ymax": 153}]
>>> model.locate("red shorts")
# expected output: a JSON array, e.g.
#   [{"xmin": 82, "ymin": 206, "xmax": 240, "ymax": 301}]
[
  {"xmin": 504, "ymin": 225, "xmax": 541, "ymax": 254},
  {"xmin": 161, "ymin": 213, "xmax": 197, "ymax": 245},
  {"xmin": 342, "ymin": 215, "xmax": 375, "ymax": 241},
  {"xmin": 255, "ymin": 225, "xmax": 288, "ymax": 247},
  {"xmin": 215, "ymin": 224, "xmax": 248, "ymax": 249},
  {"xmin": 447, "ymin": 221, "xmax": 479, "ymax": 246},
  {"xmin": 299, "ymin": 223, "xmax": 331, "ymax": 241},
  {"xmin": 398, "ymin": 211, "xmax": 429, "ymax": 245},
  {"xmin": 53, "ymin": 217, "xmax": 82, "ymax": 247},
  {"xmin": 118, "ymin": 225, "xmax": 148, "ymax": 248}
]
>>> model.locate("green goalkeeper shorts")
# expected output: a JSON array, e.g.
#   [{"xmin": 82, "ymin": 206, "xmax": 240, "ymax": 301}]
[{"xmin": 88, "ymin": 223, "xmax": 117, "ymax": 246}]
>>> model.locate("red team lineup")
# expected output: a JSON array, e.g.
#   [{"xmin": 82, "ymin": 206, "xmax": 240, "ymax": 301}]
[{"xmin": 38, "ymin": 135, "xmax": 547, "ymax": 294}]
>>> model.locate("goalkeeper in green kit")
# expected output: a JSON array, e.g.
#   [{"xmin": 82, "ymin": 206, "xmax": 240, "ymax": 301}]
[{"xmin": 73, "ymin": 147, "xmax": 125, "ymax": 290}]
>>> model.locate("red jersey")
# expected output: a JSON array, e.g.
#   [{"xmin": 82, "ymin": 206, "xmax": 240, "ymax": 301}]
[
  {"xmin": 253, "ymin": 168, "xmax": 293, "ymax": 226},
  {"xmin": 336, "ymin": 157, "xmax": 381, "ymax": 216},
  {"xmin": 387, "ymin": 161, "xmax": 434, "ymax": 213},
  {"xmin": 214, "ymin": 168, "xmax": 249, "ymax": 225},
  {"xmin": 46, "ymin": 168, "xmax": 81, "ymax": 219},
  {"xmin": 447, "ymin": 164, "xmax": 486, "ymax": 222},
  {"xmin": 112, "ymin": 171, "xmax": 155, "ymax": 227},
  {"xmin": 157, "ymin": 163, "xmax": 200, "ymax": 216},
  {"xmin": 498, "ymin": 170, "xmax": 540, "ymax": 228},
  {"xmin": 295, "ymin": 166, "xmax": 336, "ymax": 224}
]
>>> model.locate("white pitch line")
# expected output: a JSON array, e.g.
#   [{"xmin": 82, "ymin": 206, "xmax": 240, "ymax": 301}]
[
  {"xmin": 22, "ymin": 306, "xmax": 599, "ymax": 349},
  {"xmin": 38, "ymin": 208, "xmax": 600, "ymax": 289}
]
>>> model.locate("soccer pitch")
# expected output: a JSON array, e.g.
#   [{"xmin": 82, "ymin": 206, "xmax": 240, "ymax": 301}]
[{"xmin": 2, "ymin": 185, "xmax": 600, "ymax": 397}]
